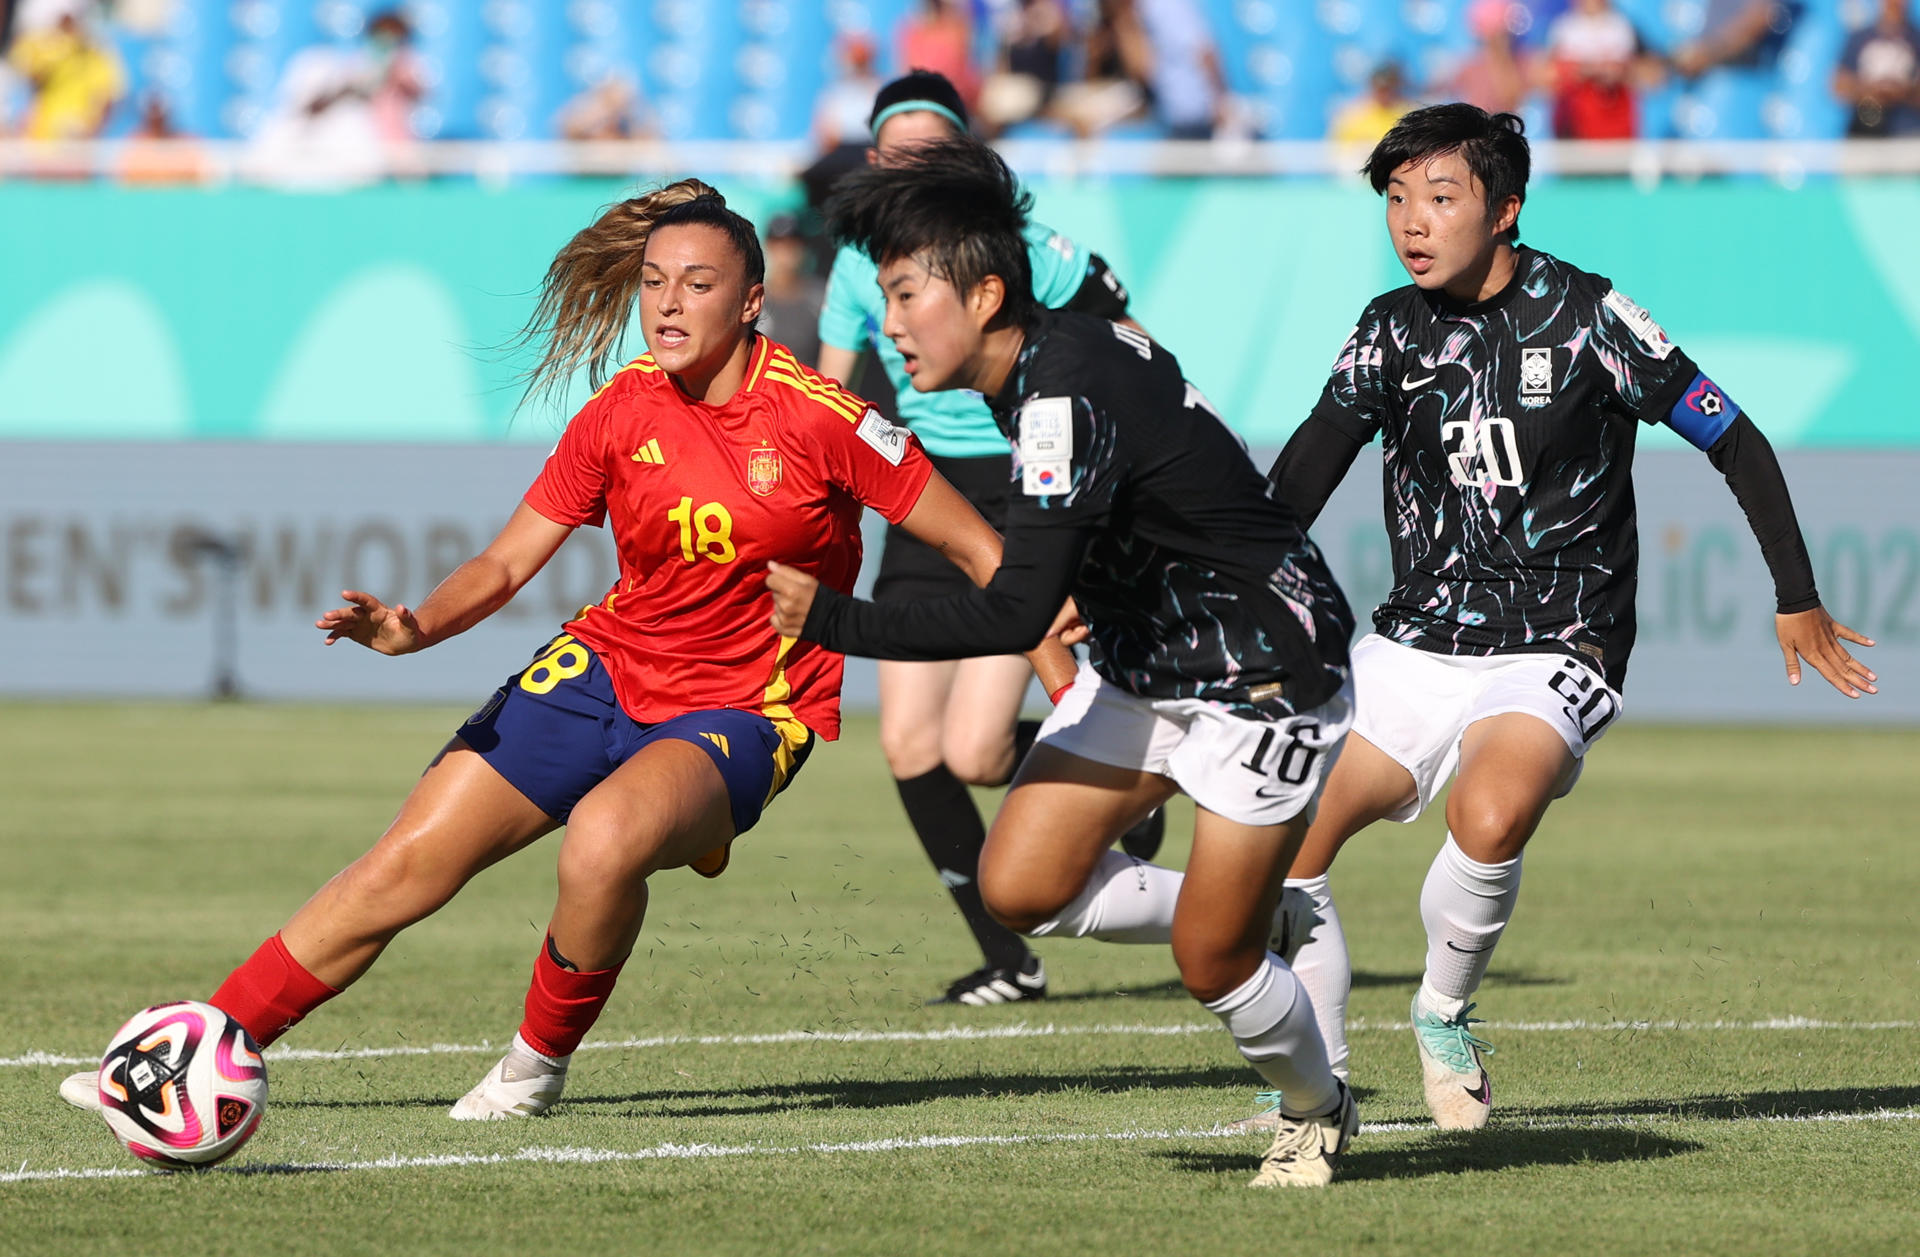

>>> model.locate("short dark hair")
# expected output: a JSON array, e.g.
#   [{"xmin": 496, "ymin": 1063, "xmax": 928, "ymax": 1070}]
[
  {"xmin": 825, "ymin": 137, "xmax": 1036, "ymax": 327},
  {"xmin": 867, "ymin": 69, "xmax": 971, "ymax": 135},
  {"xmin": 1364, "ymin": 103, "xmax": 1530, "ymax": 243}
]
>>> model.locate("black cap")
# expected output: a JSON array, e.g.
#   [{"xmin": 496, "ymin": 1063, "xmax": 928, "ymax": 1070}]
[{"xmin": 867, "ymin": 70, "xmax": 971, "ymax": 136}]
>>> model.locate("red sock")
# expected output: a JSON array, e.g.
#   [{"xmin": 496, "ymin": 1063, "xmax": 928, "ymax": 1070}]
[
  {"xmin": 209, "ymin": 934, "xmax": 340, "ymax": 1048},
  {"xmin": 519, "ymin": 935, "xmax": 623, "ymax": 1060}
]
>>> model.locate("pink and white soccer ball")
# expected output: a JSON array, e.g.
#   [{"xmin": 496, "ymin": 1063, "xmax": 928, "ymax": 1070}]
[{"xmin": 96, "ymin": 1001, "xmax": 268, "ymax": 1169}]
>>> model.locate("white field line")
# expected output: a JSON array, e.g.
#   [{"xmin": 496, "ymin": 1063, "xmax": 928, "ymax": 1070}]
[
  {"xmin": 5, "ymin": 1107, "xmax": 1918, "ymax": 1186},
  {"xmin": 4, "ymin": 1016, "xmax": 1915, "ymax": 1071}
]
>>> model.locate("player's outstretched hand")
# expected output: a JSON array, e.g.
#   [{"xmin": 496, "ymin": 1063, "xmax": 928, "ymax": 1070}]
[
  {"xmin": 766, "ymin": 562, "xmax": 819, "ymax": 637},
  {"xmin": 1776, "ymin": 606, "xmax": 1877, "ymax": 699},
  {"xmin": 316, "ymin": 589, "xmax": 424, "ymax": 655},
  {"xmin": 1045, "ymin": 597, "xmax": 1090, "ymax": 647}
]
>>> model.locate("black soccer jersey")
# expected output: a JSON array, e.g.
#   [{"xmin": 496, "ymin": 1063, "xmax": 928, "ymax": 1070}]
[
  {"xmin": 805, "ymin": 310, "xmax": 1355, "ymax": 717},
  {"xmin": 1304, "ymin": 246, "xmax": 1745, "ymax": 689}
]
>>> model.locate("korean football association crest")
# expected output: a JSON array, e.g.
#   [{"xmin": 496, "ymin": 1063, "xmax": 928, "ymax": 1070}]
[
  {"xmin": 1520, "ymin": 347, "xmax": 1553, "ymax": 407},
  {"xmin": 1520, "ymin": 348, "xmax": 1552, "ymax": 394}
]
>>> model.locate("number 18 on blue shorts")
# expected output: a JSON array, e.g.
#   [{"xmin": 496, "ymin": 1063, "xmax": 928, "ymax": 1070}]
[{"xmin": 455, "ymin": 633, "xmax": 815, "ymax": 868}]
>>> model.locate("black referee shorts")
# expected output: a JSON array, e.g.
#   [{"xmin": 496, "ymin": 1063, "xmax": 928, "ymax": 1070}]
[{"xmin": 873, "ymin": 452, "xmax": 1011, "ymax": 602}]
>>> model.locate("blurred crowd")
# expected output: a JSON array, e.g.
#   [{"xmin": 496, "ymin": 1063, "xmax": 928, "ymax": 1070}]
[{"xmin": 1, "ymin": 0, "xmax": 1917, "ymax": 184}]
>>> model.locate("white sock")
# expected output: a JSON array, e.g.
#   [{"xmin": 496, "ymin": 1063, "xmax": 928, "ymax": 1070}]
[
  {"xmin": 1281, "ymin": 873, "xmax": 1350, "ymax": 1082},
  {"xmin": 511, "ymin": 1032, "xmax": 569, "ymax": 1071},
  {"xmin": 1203, "ymin": 956, "xmax": 1339, "ymax": 1118},
  {"xmin": 1417, "ymin": 833, "xmax": 1522, "ymax": 1015},
  {"xmin": 1028, "ymin": 849, "xmax": 1181, "ymax": 944}
]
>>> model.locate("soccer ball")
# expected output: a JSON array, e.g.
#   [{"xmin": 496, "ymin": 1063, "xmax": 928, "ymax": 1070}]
[{"xmin": 97, "ymin": 1001, "xmax": 267, "ymax": 1169}]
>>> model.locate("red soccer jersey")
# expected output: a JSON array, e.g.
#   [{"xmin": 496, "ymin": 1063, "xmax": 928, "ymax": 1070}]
[{"xmin": 523, "ymin": 336, "xmax": 933, "ymax": 741}]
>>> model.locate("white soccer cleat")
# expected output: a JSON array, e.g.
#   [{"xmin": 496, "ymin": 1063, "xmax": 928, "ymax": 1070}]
[
  {"xmin": 1268, "ymin": 886, "xmax": 1323, "ymax": 965},
  {"xmin": 1248, "ymin": 1082, "xmax": 1357, "ymax": 1189},
  {"xmin": 1411, "ymin": 996, "xmax": 1495, "ymax": 1130},
  {"xmin": 449, "ymin": 1039, "xmax": 569, "ymax": 1121},
  {"xmin": 59, "ymin": 1070, "xmax": 103, "ymax": 1113}
]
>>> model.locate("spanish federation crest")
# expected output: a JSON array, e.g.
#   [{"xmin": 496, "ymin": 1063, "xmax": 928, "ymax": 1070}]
[{"xmin": 747, "ymin": 445, "xmax": 782, "ymax": 496}]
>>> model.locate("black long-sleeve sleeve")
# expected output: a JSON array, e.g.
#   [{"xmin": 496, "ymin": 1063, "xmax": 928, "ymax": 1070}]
[
  {"xmin": 803, "ymin": 525, "xmax": 1093, "ymax": 661},
  {"xmin": 1705, "ymin": 414, "xmax": 1819, "ymax": 614},
  {"xmin": 1265, "ymin": 415, "xmax": 1366, "ymax": 530}
]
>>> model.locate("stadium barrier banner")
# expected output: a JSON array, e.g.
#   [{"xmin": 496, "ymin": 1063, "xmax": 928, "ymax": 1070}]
[
  {"xmin": 1, "ymin": 179, "xmax": 1916, "ymax": 449},
  {"xmin": 2, "ymin": 443, "xmax": 1913, "ymax": 722}
]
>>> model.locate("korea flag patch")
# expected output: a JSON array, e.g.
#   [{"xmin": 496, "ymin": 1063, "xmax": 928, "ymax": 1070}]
[
  {"xmin": 1018, "ymin": 396, "xmax": 1072, "ymax": 496},
  {"xmin": 1602, "ymin": 289, "xmax": 1675, "ymax": 360},
  {"xmin": 856, "ymin": 407, "xmax": 908, "ymax": 465}
]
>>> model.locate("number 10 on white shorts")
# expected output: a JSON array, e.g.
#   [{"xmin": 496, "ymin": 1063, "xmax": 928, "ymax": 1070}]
[{"xmin": 1037, "ymin": 663, "xmax": 1354, "ymax": 828}]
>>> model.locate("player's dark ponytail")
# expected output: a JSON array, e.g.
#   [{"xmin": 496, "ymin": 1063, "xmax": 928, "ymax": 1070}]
[{"xmin": 515, "ymin": 180, "xmax": 766, "ymax": 409}]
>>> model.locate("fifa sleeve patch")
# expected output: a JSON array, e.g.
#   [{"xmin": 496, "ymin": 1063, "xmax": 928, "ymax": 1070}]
[
  {"xmin": 1602, "ymin": 288, "xmax": 1676, "ymax": 360},
  {"xmin": 1667, "ymin": 371, "xmax": 1741, "ymax": 450},
  {"xmin": 855, "ymin": 407, "xmax": 908, "ymax": 465},
  {"xmin": 1018, "ymin": 396, "xmax": 1073, "ymax": 496}
]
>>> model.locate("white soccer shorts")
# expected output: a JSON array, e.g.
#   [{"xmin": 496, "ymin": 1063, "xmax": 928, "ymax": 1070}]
[
  {"xmin": 1035, "ymin": 662, "xmax": 1354, "ymax": 827},
  {"xmin": 1349, "ymin": 633, "xmax": 1624, "ymax": 824}
]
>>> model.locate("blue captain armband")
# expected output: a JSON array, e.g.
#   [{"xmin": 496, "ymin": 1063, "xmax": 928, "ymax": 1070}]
[{"xmin": 1667, "ymin": 372, "xmax": 1742, "ymax": 450}]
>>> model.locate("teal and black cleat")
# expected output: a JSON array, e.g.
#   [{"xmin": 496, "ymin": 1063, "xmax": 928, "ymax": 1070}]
[{"xmin": 1412, "ymin": 997, "xmax": 1495, "ymax": 1130}]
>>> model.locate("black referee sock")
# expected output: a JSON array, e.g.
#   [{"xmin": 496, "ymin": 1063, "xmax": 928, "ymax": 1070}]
[{"xmin": 894, "ymin": 765, "xmax": 1031, "ymax": 972}]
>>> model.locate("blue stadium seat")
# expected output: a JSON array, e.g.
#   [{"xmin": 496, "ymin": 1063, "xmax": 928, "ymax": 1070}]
[
  {"xmin": 579, "ymin": 2, "xmax": 670, "ymax": 138},
  {"xmin": 1201, "ymin": 0, "xmax": 1260, "ymax": 96},
  {"xmin": 1330, "ymin": 0, "xmax": 1415, "ymax": 81},
  {"xmin": 731, "ymin": 1, "xmax": 831, "ymax": 141},
  {"xmin": 71, "ymin": 0, "xmax": 1879, "ymax": 154},
  {"xmin": 462, "ymin": 1, "xmax": 568, "ymax": 141},
  {"xmin": 1000, "ymin": 116, "xmax": 1075, "ymax": 140},
  {"xmin": 141, "ymin": 2, "xmax": 237, "ymax": 139},
  {"xmin": 1612, "ymin": 0, "xmax": 1686, "ymax": 49},
  {"xmin": 1679, "ymin": 68, "xmax": 1772, "ymax": 138},
  {"xmin": 1636, "ymin": 80, "xmax": 1683, "ymax": 139},
  {"xmin": 1769, "ymin": 5, "xmax": 1846, "ymax": 139},
  {"xmin": 1256, "ymin": 6, "xmax": 1343, "ymax": 138},
  {"xmin": 623, "ymin": 1, "xmax": 744, "ymax": 141},
  {"xmin": 857, "ymin": 0, "xmax": 919, "ymax": 78},
  {"xmin": 413, "ymin": 0, "xmax": 485, "ymax": 140},
  {"xmin": 99, "ymin": 23, "xmax": 150, "ymax": 138}
]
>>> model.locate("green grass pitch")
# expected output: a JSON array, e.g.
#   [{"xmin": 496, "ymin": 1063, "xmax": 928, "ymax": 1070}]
[{"xmin": 2, "ymin": 703, "xmax": 1916, "ymax": 1256}]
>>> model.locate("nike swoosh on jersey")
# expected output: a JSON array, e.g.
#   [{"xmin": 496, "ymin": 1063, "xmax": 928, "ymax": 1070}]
[{"xmin": 1401, "ymin": 373, "xmax": 1437, "ymax": 390}]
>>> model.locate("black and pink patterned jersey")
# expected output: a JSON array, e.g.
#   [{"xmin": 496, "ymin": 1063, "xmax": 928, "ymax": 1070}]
[
  {"xmin": 1309, "ymin": 246, "xmax": 1743, "ymax": 689},
  {"xmin": 1000, "ymin": 311, "xmax": 1356, "ymax": 715},
  {"xmin": 800, "ymin": 310, "xmax": 1356, "ymax": 718}
]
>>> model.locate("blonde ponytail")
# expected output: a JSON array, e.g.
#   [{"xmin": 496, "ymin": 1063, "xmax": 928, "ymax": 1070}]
[{"xmin": 516, "ymin": 178, "xmax": 722, "ymax": 409}]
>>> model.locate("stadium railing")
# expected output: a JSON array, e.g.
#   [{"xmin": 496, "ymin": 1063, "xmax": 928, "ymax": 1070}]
[{"xmin": 7, "ymin": 139, "xmax": 1920, "ymax": 182}]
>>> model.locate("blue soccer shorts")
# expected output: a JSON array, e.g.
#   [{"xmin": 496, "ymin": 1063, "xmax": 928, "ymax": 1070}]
[{"xmin": 454, "ymin": 632, "xmax": 816, "ymax": 876}]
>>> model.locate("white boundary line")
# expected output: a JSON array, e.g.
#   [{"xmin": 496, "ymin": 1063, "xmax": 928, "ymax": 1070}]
[
  {"xmin": 6, "ymin": 1107, "xmax": 1918, "ymax": 1186},
  {"xmin": 6, "ymin": 1016, "xmax": 1915, "ymax": 1071}
]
